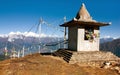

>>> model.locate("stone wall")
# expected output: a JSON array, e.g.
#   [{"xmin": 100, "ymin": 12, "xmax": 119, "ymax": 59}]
[
  {"xmin": 53, "ymin": 49, "xmax": 120, "ymax": 67},
  {"xmin": 69, "ymin": 51, "xmax": 120, "ymax": 66}
]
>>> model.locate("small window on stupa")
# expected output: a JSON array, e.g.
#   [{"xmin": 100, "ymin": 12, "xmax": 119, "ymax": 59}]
[{"xmin": 84, "ymin": 27, "xmax": 94, "ymax": 40}]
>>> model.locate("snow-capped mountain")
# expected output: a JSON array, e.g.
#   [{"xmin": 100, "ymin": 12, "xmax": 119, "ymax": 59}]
[
  {"xmin": 100, "ymin": 36, "xmax": 115, "ymax": 43},
  {"xmin": 0, "ymin": 31, "xmax": 60, "ymax": 42},
  {"xmin": 0, "ymin": 32, "xmax": 119, "ymax": 55},
  {"xmin": 0, "ymin": 31, "xmax": 63, "ymax": 54},
  {"xmin": 8, "ymin": 31, "xmax": 57, "ymax": 38},
  {"xmin": 0, "ymin": 32, "xmax": 117, "ymax": 43},
  {"xmin": 0, "ymin": 31, "xmax": 59, "ymax": 38}
]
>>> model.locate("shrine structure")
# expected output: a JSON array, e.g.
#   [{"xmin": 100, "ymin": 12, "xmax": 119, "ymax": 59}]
[
  {"xmin": 60, "ymin": 3, "xmax": 110, "ymax": 51},
  {"xmin": 53, "ymin": 3, "xmax": 120, "ymax": 66}
]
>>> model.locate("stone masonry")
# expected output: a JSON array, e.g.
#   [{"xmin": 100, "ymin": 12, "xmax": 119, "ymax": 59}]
[{"xmin": 53, "ymin": 49, "xmax": 120, "ymax": 66}]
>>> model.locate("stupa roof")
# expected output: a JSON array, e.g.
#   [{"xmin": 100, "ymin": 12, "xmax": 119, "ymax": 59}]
[
  {"xmin": 60, "ymin": 20, "xmax": 110, "ymax": 27},
  {"xmin": 75, "ymin": 3, "xmax": 94, "ymax": 21},
  {"xmin": 60, "ymin": 3, "xmax": 110, "ymax": 27}
]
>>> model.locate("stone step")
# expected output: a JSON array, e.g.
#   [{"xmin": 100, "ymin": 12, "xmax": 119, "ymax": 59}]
[
  {"xmin": 53, "ymin": 49, "xmax": 73, "ymax": 62},
  {"xmin": 69, "ymin": 51, "xmax": 120, "ymax": 64},
  {"xmin": 53, "ymin": 49, "xmax": 120, "ymax": 65}
]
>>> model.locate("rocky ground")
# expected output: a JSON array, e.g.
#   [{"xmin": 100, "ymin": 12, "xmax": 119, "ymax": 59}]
[{"xmin": 0, "ymin": 53, "xmax": 119, "ymax": 75}]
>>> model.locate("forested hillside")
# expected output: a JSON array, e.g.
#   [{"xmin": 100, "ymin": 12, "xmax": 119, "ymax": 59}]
[{"xmin": 100, "ymin": 38, "xmax": 120, "ymax": 57}]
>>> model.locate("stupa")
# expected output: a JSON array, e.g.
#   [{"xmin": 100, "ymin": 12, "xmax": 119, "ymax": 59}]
[
  {"xmin": 60, "ymin": 3, "xmax": 110, "ymax": 51},
  {"xmin": 53, "ymin": 3, "xmax": 120, "ymax": 66}
]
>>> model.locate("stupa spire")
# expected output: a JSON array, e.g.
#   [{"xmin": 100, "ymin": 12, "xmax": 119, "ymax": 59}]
[{"xmin": 75, "ymin": 3, "xmax": 94, "ymax": 21}]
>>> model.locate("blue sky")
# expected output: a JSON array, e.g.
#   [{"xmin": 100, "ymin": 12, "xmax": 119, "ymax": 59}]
[{"xmin": 0, "ymin": 0, "xmax": 120, "ymax": 38}]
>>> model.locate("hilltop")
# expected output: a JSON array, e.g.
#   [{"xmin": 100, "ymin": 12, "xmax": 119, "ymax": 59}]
[{"xmin": 0, "ymin": 53, "xmax": 119, "ymax": 75}]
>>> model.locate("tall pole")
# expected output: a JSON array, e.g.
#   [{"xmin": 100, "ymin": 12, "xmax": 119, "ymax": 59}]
[
  {"xmin": 18, "ymin": 50, "xmax": 20, "ymax": 58},
  {"xmin": 58, "ymin": 37, "xmax": 60, "ymax": 49},
  {"xmin": 4, "ymin": 46, "xmax": 8, "ymax": 57},
  {"xmin": 38, "ymin": 18, "xmax": 43, "ymax": 53},
  {"xmin": 22, "ymin": 46, "xmax": 25, "ymax": 57},
  {"xmin": 64, "ymin": 16, "xmax": 67, "ymax": 49}
]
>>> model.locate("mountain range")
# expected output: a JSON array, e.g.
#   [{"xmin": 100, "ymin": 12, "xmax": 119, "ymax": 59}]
[
  {"xmin": 0, "ymin": 31, "xmax": 119, "ymax": 57},
  {"xmin": 0, "ymin": 31, "xmax": 115, "ymax": 43},
  {"xmin": 0, "ymin": 32, "xmax": 62, "ymax": 54},
  {"xmin": 100, "ymin": 37, "xmax": 114, "ymax": 43},
  {"xmin": 100, "ymin": 38, "xmax": 120, "ymax": 57}
]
